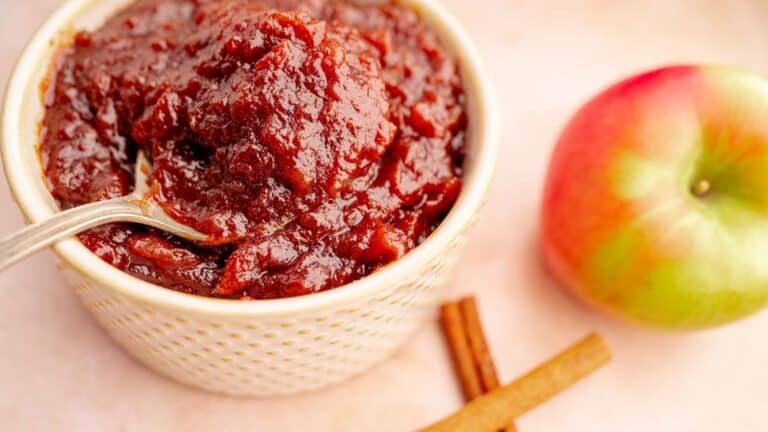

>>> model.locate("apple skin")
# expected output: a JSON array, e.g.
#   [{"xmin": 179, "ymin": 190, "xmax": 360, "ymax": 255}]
[{"xmin": 541, "ymin": 65, "xmax": 768, "ymax": 329}]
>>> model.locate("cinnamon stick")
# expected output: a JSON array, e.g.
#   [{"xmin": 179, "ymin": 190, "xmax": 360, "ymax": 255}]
[
  {"xmin": 420, "ymin": 333, "xmax": 611, "ymax": 432},
  {"xmin": 459, "ymin": 297, "xmax": 517, "ymax": 432},
  {"xmin": 440, "ymin": 302, "xmax": 484, "ymax": 400}
]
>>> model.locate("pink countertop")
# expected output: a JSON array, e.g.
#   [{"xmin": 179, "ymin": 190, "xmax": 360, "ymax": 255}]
[{"xmin": 2, "ymin": 0, "xmax": 768, "ymax": 430}]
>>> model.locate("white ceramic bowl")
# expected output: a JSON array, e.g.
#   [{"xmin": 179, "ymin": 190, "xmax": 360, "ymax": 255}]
[{"xmin": 2, "ymin": 0, "xmax": 498, "ymax": 396}]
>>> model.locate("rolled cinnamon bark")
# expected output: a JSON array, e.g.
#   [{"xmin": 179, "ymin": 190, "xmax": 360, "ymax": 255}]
[
  {"xmin": 440, "ymin": 302, "xmax": 484, "ymax": 400},
  {"xmin": 459, "ymin": 297, "xmax": 517, "ymax": 432},
  {"xmin": 420, "ymin": 333, "xmax": 611, "ymax": 432}
]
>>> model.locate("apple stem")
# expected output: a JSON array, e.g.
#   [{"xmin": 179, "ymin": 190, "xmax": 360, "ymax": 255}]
[{"xmin": 691, "ymin": 179, "xmax": 712, "ymax": 197}]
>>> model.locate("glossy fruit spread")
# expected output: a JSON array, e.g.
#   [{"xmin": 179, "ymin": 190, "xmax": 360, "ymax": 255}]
[{"xmin": 40, "ymin": 0, "xmax": 467, "ymax": 299}]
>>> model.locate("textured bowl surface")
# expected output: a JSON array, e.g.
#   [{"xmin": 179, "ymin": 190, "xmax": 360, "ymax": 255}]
[
  {"xmin": 1, "ymin": 0, "xmax": 497, "ymax": 396},
  {"xmin": 63, "ymin": 242, "xmax": 461, "ymax": 395}
]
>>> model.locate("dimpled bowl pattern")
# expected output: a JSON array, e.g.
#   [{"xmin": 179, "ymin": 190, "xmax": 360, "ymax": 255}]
[
  {"xmin": 62, "ymin": 239, "xmax": 463, "ymax": 396},
  {"xmin": 2, "ymin": 0, "xmax": 496, "ymax": 396}
]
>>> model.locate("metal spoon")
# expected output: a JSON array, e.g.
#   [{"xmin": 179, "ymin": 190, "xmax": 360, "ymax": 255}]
[{"xmin": 0, "ymin": 151, "xmax": 208, "ymax": 270}]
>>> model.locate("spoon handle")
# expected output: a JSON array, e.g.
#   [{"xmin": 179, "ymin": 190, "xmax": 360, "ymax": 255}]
[{"xmin": 0, "ymin": 197, "xmax": 141, "ymax": 271}]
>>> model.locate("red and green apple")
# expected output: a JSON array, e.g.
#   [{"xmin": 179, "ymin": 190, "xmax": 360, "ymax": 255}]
[{"xmin": 541, "ymin": 65, "xmax": 768, "ymax": 329}]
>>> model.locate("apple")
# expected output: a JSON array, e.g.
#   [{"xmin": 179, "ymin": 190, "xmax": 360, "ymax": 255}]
[{"xmin": 541, "ymin": 65, "xmax": 768, "ymax": 329}]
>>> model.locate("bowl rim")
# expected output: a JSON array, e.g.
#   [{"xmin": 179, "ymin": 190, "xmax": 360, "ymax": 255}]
[{"xmin": 1, "ymin": 0, "xmax": 498, "ymax": 318}]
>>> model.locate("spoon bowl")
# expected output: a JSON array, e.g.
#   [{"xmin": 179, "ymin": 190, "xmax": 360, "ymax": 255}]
[{"xmin": 0, "ymin": 151, "xmax": 208, "ymax": 270}]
